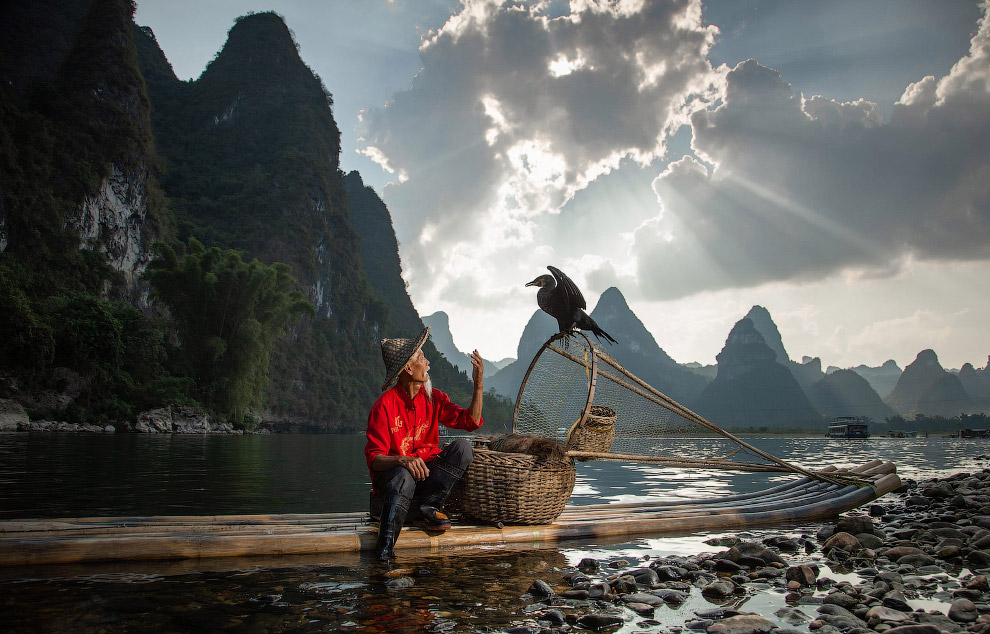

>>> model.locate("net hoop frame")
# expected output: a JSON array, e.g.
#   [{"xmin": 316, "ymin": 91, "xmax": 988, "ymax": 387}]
[
  {"xmin": 511, "ymin": 331, "xmax": 839, "ymax": 484},
  {"xmin": 512, "ymin": 332, "xmax": 599, "ymax": 436}
]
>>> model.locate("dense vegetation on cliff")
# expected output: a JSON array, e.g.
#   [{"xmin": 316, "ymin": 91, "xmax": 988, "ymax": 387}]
[
  {"xmin": 1, "ymin": 2, "xmax": 509, "ymax": 430},
  {"xmin": 0, "ymin": 0, "xmax": 176, "ymax": 423}
]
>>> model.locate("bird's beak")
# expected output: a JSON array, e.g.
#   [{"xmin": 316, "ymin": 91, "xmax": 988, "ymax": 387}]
[{"xmin": 525, "ymin": 278, "xmax": 540, "ymax": 287}]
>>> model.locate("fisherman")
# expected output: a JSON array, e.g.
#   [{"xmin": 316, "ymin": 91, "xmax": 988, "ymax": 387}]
[{"xmin": 365, "ymin": 326, "xmax": 484, "ymax": 560}]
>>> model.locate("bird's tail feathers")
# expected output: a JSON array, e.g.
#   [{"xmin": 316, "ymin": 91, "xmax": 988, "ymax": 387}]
[{"xmin": 591, "ymin": 325, "xmax": 617, "ymax": 346}]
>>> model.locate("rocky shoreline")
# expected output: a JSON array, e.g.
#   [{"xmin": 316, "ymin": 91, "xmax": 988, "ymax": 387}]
[
  {"xmin": 0, "ymin": 398, "xmax": 258, "ymax": 434},
  {"xmin": 383, "ymin": 468, "xmax": 990, "ymax": 634}
]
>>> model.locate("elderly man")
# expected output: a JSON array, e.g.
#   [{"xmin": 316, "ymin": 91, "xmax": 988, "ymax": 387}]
[{"xmin": 365, "ymin": 326, "xmax": 484, "ymax": 560}]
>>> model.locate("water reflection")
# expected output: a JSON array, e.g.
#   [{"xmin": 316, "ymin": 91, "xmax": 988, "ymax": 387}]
[
  {"xmin": 1, "ymin": 434, "xmax": 989, "ymax": 519},
  {"xmin": 3, "ymin": 434, "xmax": 989, "ymax": 632}
]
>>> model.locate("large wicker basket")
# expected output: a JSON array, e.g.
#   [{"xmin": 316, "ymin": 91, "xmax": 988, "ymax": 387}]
[
  {"xmin": 451, "ymin": 447, "xmax": 576, "ymax": 525},
  {"xmin": 565, "ymin": 405, "xmax": 616, "ymax": 459}
]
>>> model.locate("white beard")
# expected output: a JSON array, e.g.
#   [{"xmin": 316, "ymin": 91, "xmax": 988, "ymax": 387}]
[{"xmin": 423, "ymin": 377, "xmax": 433, "ymax": 402}]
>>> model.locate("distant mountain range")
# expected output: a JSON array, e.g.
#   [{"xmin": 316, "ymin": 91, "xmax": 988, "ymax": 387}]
[{"xmin": 429, "ymin": 291, "xmax": 990, "ymax": 429}]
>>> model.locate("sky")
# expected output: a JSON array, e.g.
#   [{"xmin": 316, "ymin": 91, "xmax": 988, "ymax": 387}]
[{"xmin": 134, "ymin": 0, "xmax": 990, "ymax": 371}]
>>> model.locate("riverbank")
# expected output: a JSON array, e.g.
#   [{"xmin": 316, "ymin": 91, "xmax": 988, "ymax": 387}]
[{"xmin": 449, "ymin": 467, "xmax": 990, "ymax": 633}]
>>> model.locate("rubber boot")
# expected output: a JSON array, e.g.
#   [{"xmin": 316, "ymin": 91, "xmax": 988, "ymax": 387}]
[
  {"xmin": 415, "ymin": 460, "xmax": 465, "ymax": 531},
  {"xmin": 374, "ymin": 494, "xmax": 410, "ymax": 560}
]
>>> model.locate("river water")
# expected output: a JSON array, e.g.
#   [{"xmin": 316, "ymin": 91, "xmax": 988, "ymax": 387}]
[{"xmin": 1, "ymin": 433, "xmax": 988, "ymax": 633}]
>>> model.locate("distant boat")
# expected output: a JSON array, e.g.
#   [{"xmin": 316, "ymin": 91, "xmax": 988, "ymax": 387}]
[
  {"xmin": 826, "ymin": 416, "xmax": 870, "ymax": 439},
  {"xmin": 888, "ymin": 430, "xmax": 918, "ymax": 438},
  {"xmin": 959, "ymin": 429, "xmax": 990, "ymax": 439}
]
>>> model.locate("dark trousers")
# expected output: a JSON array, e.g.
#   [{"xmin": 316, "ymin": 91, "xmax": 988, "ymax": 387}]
[{"xmin": 371, "ymin": 438, "xmax": 473, "ymax": 517}]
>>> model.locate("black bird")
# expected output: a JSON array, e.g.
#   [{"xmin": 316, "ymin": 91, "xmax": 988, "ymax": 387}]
[{"xmin": 526, "ymin": 266, "xmax": 617, "ymax": 345}]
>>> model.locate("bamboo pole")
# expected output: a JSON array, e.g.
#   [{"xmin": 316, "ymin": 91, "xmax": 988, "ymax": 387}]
[{"xmin": 547, "ymin": 342, "xmax": 840, "ymax": 485}]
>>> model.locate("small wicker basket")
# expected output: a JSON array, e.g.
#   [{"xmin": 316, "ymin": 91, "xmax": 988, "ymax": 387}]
[
  {"xmin": 452, "ymin": 447, "xmax": 575, "ymax": 525},
  {"xmin": 565, "ymin": 405, "xmax": 616, "ymax": 459}
]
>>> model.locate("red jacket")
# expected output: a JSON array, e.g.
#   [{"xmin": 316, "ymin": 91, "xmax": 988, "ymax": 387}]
[{"xmin": 364, "ymin": 385, "xmax": 483, "ymax": 478}]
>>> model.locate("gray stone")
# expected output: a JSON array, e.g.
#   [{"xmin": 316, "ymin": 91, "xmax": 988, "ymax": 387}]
[
  {"xmin": 855, "ymin": 533, "xmax": 884, "ymax": 550},
  {"xmin": 731, "ymin": 541, "xmax": 785, "ymax": 565},
  {"xmin": 385, "ymin": 576, "xmax": 414, "ymax": 590},
  {"xmin": 822, "ymin": 591, "xmax": 859, "ymax": 610},
  {"xmin": 968, "ymin": 550, "xmax": 990, "ymax": 568},
  {"xmin": 922, "ymin": 482, "xmax": 956, "ymax": 499},
  {"xmin": 881, "ymin": 590, "xmax": 913, "ymax": 612},
  {"xmin": 651, "ymin": 589, "xmax": 687, "ymax": 604},
  {"xmin": 775, "ymin": 607, "xmax": 813, "ymax": 624},
  {"xmin": 823, "ymin": 532, "xmax": 861, "ymax": 553},
  {"xmin": 818, "ymin": 614, "xmax": 868, "ymax": 631},
  {"xmin": 818, "ymin": 604, "xmax": 860, "ymax": 620},
  {"xmin": 578, "ymin": 557, "xmax": 601, "ymax": 572},
  {"xmin": 577, "ymin": 613, "xmax": 624, "ymax": 631},
  {"xmin": 948, "ymin": 598, "xmax": 979, "ymax": 623},
  {"xmin": 610, "ymin": 575, "xmax": 637, "ymax": 594},
  {"xmin": 882, "ymin": 625, "xmax": 941, "ymax": 634},
  {"xmin": 706, "ymin": 614, "xmax": 776, "ymax": 634},
  {"xmin": 135, "ymin": 407, "xmax": 173, "ymax": 433},
  {"xmin": 630, "ymin": 567, "xmax": 660, "ymax": 587},
  {"xmin": 622, "ymin": 592, "xmax": 663, "ymax": 606},
  {"xmin": 527, "ymin": 579, "xmax": 555, "ymax": 597},
  {"xmin": 931, "ymin": 527, "xmax": 967, "ymax": 540},
  {"xmin": 865, "ymin": 606, "xmax": 910, "ymax": 625},
  {"xmin": 967, "ymin": 574, "xmax": 990, "ymax": 591},
  {"xmin": 625, "ymin": 601, "xmax": 657, "ymax": 616},
  {"xmin": 539, "ymin": 609, "xmax": 566, "ymax": 626},
  {"xmin": 171, "ymin": 405, "xmax": 211, "ymax": 433},
  {"xmin": 897, "ymin": 553, "xmax": 937, "ymax": 567},
  {"xmin": 588, "ymin": 582, "xmax": 613, "ymax": 599},
  {"xmin": 836, "ymin": 516, "xmax": 875, "ymax": 536},
  {"xmin": 715, "ymin": 559, "xmax": 744, "ymax": 572},
  {"xmin": 914, "ymin": 612, "xmax": 964, "ymax": 632},
  {"xmin": 0, "ymin": 399, "xmax": 29, "ymax": 431},
  {"xmin": 702, "ymin": 579, "xmax": 737, "ymax": 598},
  {"xmin": 653, "ymin": 565, "xmax": 685, "ymax": 580},
  {"xmin": 785, "ymin": 565, "xmax": 817, "ymax": 587},
  {"xmin": 882, "ymin": 546, "xmax": 925, "ymax": 559},
  {"xmin": 937, "ymin": 545, "xmax": 962, "ymax": 559}
]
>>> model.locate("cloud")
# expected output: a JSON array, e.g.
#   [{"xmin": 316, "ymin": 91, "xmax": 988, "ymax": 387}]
[
  {"xmin": 636, "ymin": 3, "xmax": 990, "ymax": 300},
  {"xmin": 359, "ymin": 0, "xmax": 719, "ymax": 310}
]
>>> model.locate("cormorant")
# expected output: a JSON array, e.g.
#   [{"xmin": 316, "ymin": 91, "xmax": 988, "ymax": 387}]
[{"xmin": 526, "ymin": 266, "xmax": 617, "ymax": 345}]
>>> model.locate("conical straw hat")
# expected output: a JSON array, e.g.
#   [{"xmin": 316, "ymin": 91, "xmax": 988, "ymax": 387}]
[{"xmin": 380, "ymin": 326, "xmax": 430, "ymax": 391}]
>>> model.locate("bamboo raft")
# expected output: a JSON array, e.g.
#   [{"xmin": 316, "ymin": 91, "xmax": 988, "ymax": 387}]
[{"xmin": 0, "ymin": 460, "xmax": 899, "ymax": 567}]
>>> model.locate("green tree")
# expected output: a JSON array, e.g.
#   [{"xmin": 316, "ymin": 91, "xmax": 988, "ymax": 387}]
[{"xmin": 144, "ymin": 238, "xmax": 313, "ymax": 426}]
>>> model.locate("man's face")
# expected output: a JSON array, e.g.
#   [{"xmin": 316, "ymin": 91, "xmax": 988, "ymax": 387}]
[{"xmin": 405, "ymin": 349, "xmax": 430, "ymax": 383}]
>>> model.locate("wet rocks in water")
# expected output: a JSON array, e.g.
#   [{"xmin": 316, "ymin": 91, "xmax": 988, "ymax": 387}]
[
  {"xmin": 507, "ymin": 468, "xmax": 990, "ymax": 634},
  {"xmin": 385, "ymin": 576, "xmax": 415, "ymax": 590},
  {"xmin": 948, "ymin": 598, "xmax": 979, "ymax": 623},
  {"xmin": 526, "ymin": 579, "xmax": 555, "ymax": 597},
  {"xmin": 702, "ymin": 579, "xmax": 737, "ymax": 598},
  {"xmin": 822, "ymin": 531, "xmax": 861, "ymax": 555},
  {"xmin": 785, "ymin": 564, "xmax": 818, "ymax": 587},
  {"xmin": 576, "ymin": 613, "xmax": 625, "ymax": 631},
  {"xmin": 706, "ymin": 614, "xmax": 776, "ymax": 634}
]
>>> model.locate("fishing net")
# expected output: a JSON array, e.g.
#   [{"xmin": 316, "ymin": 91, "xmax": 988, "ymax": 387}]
[{"xmin": 512, "ymin": 332, "xmax": 825, "ymax": 479}]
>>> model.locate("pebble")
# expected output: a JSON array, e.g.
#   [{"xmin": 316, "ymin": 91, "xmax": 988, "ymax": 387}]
[
  {"xmin": 949, "ymin": 598, "xmax": 980, "ymax": 623},
  {"xmin": 706, "ymin": 614, "xmax": 776, "ymax": 634},
  {"xmin": 489, "ymin": 468, "xmax": 990, "ymax": 634},
  {"xmin": 576, "ymin": 613, "xmax": 625, "ymax": 631}
]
